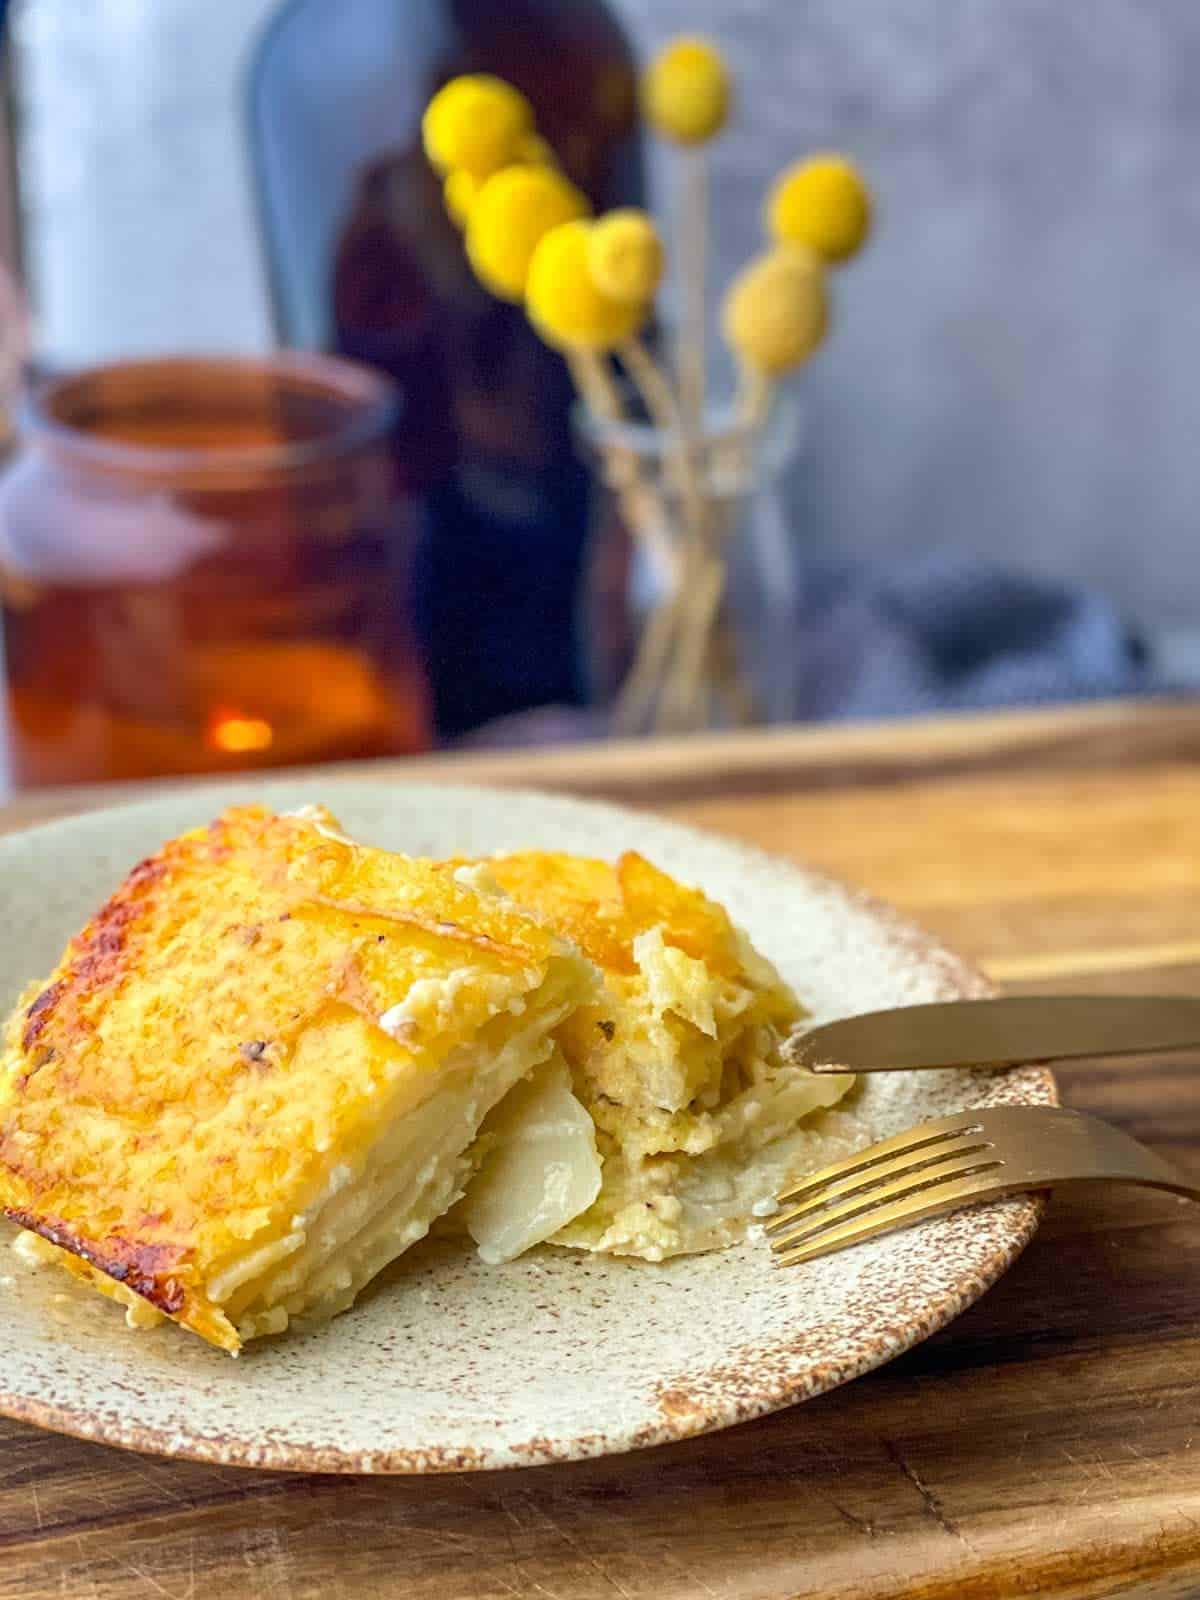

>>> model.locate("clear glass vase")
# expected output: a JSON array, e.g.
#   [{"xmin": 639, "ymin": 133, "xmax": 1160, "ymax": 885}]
[{"xmin": 578, "ymin": 391, "xmax": 803, "ymax": 735}]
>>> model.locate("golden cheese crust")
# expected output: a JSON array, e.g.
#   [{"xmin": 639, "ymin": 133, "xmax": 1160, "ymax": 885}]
[
  {"xmin": 0, "ymin": 807, "xmax": 576, "ymax": 1349},
  {"xmin": 479, "ymin": 850, "xmax": 747, "ymax": 978}
]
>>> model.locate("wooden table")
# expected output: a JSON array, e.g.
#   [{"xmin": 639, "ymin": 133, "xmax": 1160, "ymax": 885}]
[{"xmin": 3, "ymin": 699, "xmax": 1200, "ymax": 1600}]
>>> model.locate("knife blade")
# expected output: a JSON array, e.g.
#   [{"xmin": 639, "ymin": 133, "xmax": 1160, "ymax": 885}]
[{"xmin": 791, "ymin": 994, "xmax": 1200, "ymax": 1073}]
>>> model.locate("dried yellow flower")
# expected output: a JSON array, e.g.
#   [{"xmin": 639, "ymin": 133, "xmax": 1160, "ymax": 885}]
[
  {"xmin": 443, "ymin": 169, "xmax": 481, "ymax": 229},
  {"xmin": 465, "ymin": 165, "xmax": 589, "ymax": 302},
  {"xmin": 422, "ymin": 75, "xmax": 533, "ymax": 179},
  {"xmin": 586, "ymin": 210, "xmax": 664, "ymax": 304},
  {"xmin": 641, "ymin": 37, "xmax": 730, "ymax": 145},
  {"xmin": 767, "ymin": 155, "xmax": 871, "ymax": 262},
  {"xmin": 721, "ymin": 245, "xmax": 828, "ymax": 374},
  {"xmin": 526, "ymin": 220, "xmax": 647, "ymax": 351},
  {"xmin": 515, "ymin": 132, "xmax": 558, "ymax": 167}
]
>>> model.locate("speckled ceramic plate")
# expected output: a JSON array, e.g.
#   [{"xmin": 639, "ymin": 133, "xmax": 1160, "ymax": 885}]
[{"xmin": 0, "ymin": 780, "xmax": 1054, "ymax": 1472}]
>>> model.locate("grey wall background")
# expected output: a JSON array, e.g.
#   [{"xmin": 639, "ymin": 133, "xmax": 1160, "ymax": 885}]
[{"xmin": 12, "ymin": 0, "xmax": 1200, "ymax": 630}]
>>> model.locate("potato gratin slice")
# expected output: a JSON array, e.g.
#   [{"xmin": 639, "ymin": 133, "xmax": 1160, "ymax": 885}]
[
  {"xmin": 0, "ymin": 806, "xmax": 592, "ymax": 1351},
  {"xmin": 458, "ymin": 851, "xmax": 858, "ymax": 1260}
]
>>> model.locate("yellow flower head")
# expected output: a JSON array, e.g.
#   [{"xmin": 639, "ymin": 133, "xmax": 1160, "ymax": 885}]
[
  {"xmin": 767, "ymin": 155, "xmax": 871, "ymax": 263},
  {"xmin": 465, "ymin": 164, "xmax": 588, "ymax": 302},
  {"xmin": 721, "ymin": 245, "xmax": 828, "ymax": 375},
  {"xmin": 586, "ymin": 210, "xmax": 664, "ymax": 304},
  {"xmin": 422, "ymin": 75, "xmax": 533, "ymax": 179},
  {"xmin": 526, "ymin": 220, "xmax": 648, "ymax": 351},
  {"xmin": 515, "ymin": 131, "xmax": 558, "ymax": 167},
  {"xmin": 443, "ymin": 169, "xmax": 481, "ymax": 229},
  {"xmin": 641, "ymin": 37, "xmax": 730, "ymax": 145}
]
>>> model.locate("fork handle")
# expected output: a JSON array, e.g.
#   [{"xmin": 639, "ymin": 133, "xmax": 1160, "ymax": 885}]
[{"xmin": 979, "ymin": 1105, "xmax": 1200, "ymax": 1201}]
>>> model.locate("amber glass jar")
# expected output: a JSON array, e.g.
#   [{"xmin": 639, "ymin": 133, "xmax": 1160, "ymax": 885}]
[{"xmin": 0, "ymin": 354, "xmax": 430, "ymax": 787}]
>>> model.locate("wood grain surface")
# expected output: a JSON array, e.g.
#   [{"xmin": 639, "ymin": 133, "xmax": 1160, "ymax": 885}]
[{"xmin": 2, "ymin": 699, "xmax": 1200, "ymax": 1600}]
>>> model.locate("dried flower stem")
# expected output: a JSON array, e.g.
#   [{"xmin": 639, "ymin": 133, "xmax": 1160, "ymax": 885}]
[
  {"xmin": 661, "ymin": 552, "xmax": 723, "ymax": 728},
  {"xmin": 619, "ymin": 336, "xmax": 719, "ymax": 730},
  {"xmin": 569, "ymin": 343, "xmax": 761, "ymax": 738},
  {"xmin": 619, "ymin": 337, "xmax": 706, "ymax": 542},
  {"xmin": 677, "ymin": 149, "xmax": 709, "ymax": 432},
  {"xmin": 729, "ymin": 360, "xmax": 775, "ymax": 514},
  {"xmin": 704, "ymin": 491, "xmax": 759, "ymax": 725},
  {"xmin": 566, "ymin": 344, "xmax": 686, "ymax": 732},
  {"xmin": 711, "ymin": 621, "xmax": 759, "ymax": 725},
  {"xmin": 621, "ymin": 350, "xmax": 722, "ymax": 729},
  {"xmin": 620, "ymin": 337, "xmax": 764, "ymax": 734},
  {"xmin": 735, "ymin": 361, "xmax": 773, "ymax": 432},
  {"xmin": 667, "ymin": 471, "xmax": 767, "ymax": 730},
  {"xmin": 565, "ymin": 347, "xmax": 620, "ymax": 423},
  {"xmin": 612, "ymin": 597, "xmax": 677, "ymax": 734},
  {"xmin": 565, "ymin": 347, "xmax": 675, "ymax": 586}
]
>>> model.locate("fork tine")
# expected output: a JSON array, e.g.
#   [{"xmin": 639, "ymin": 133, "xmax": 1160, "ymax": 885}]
[
  {"xmin": 763, "ymin": 1137, "xmax": 994, "ymax": 1238},
  {"xmin": 772, "ymin": 1166, "xmax": 1008, "ymax": 1267},
  {"xmin": 769, "ymin": 1156, "xmax": 1003, "ymax": 1256},
  {"xmin": 775, "ymin": 1113, "xmax": 985, "ymax": 1207}
]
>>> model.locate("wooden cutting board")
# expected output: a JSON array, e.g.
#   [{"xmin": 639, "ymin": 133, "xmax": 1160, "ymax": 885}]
[{"xmin": 2, "ymin": 698, "xmax": 1200, "ymax": 1600}]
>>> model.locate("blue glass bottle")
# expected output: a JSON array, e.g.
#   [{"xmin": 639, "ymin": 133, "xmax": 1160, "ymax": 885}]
[{"xmin": 248, "ymin": 0, "xmax": 643, "ymax": 735}]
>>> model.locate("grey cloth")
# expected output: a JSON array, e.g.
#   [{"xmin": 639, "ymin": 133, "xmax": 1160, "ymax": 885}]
[
  {"xmin": 785, "ymin": 554, "xmax": 1156, "ymax": 722},
  {"xmin": 458, "ymin": 555, "xmax": 1165, "ymax": 750}
]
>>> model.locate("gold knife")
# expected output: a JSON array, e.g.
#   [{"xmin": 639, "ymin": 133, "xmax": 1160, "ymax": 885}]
[{"xmin": 791, "ymin": 995, "xmax": 1200, "ymax": 1074}]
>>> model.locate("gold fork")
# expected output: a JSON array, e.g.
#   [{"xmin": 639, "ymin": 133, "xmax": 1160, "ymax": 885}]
[{"xmin": 765, "ymin": 1105, "xmax": 1200, "ymax": 1267}]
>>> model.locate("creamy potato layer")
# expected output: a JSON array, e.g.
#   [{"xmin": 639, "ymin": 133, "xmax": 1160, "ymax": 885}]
[{"xmin": 453, "ymin": 852, "xmax": 857, "ymax": 1261}]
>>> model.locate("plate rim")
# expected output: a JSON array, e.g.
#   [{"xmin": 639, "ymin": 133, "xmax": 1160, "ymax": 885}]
[{"xmin": 0, "ymin": 778, "xmax": 1056, "ymax": 1472}]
